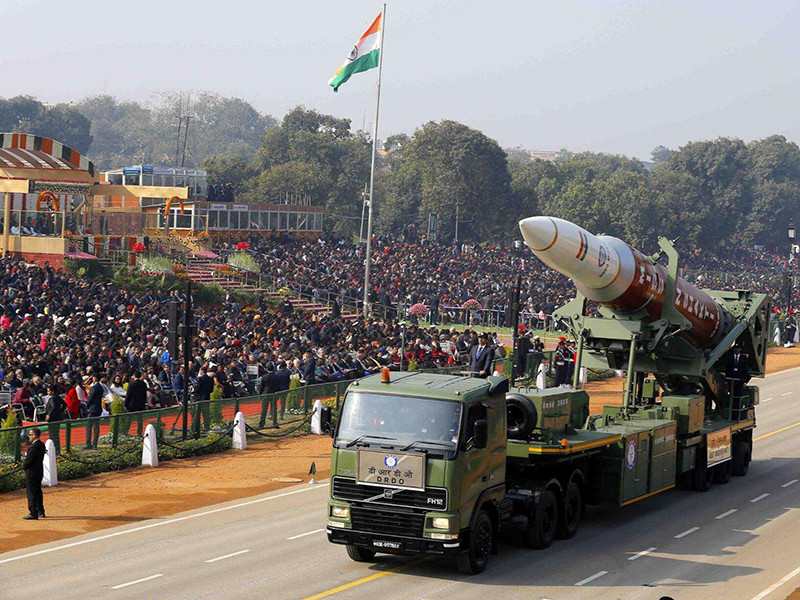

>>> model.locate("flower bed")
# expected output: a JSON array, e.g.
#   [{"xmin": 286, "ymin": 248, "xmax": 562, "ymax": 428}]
[
  {"xmin": 138, "ymin": 255, "xmax": 174, "ymax": 275},
  {"xmin": 227, "ymin": 252, "xmax": 260, "ymax": 273}
]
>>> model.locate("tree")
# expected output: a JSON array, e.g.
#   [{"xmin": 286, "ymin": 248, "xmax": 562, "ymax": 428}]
[
  {"xmin": 0, "ymin": 96, "xmax": 93, "ymax": 154},
  {"xmin": 651, "ymin": 145, "xmax": 672, "ymax": 163}
]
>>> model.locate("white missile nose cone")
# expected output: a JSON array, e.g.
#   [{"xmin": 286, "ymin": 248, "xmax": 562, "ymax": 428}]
[{"xmin": 519, "ymin": 217, "xmax": 558, "ymax": 251}]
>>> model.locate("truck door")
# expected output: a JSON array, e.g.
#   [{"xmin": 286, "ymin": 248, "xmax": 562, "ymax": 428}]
[{"xmin": 461, "ymin": 402, "xmax": 490, "ymax": 520}]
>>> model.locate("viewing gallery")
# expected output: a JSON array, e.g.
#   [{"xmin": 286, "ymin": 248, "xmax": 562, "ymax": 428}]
[{"xmin": 0, "ymin": 133, "xmax": 324, "ymax": 266}]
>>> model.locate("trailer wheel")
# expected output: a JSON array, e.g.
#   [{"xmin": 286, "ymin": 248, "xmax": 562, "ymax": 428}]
[
  {"xmin": 691, "ymin": 460, "xmax": 713, "ymax": 492},
  {"xmin": 732, "ymin": 441, "xmax": 751, "ymax": 477},
  {"xmin": 524, "ymin": 489, "xmax": 559, "ymax": 549},
  {"xmin": 457, "ymin": 510, "xmax": 493, "ymax": 575},
  {"xmin": 713, "ymin": 459, "xmax": 733, "ymax": 484},
  {"xmin": 346, "ymin": 545, "xmax": 376, "ymax": 562},
  {"xmin": 557, "ymin": 482, "xmax": 582, "ymax": 539},
  {"xmin": 506, "ymin": 394, "xmax": 538, "ymax": 440}
]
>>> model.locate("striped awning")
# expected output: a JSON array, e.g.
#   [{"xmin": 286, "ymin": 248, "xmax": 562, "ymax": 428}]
[{"xmin": 0, "ymin": 133, "xmax": 95, "ymax": 176}]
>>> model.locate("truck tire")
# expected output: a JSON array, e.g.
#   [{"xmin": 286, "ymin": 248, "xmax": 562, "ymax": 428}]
[
  {"xmin": 713, "ymin": 459, "xmax": 733, "ymax": 484},
  {"xmin": 524, "ymin": 489, "xmax": 559, "ymax": 549},
  {"xmin": 692, "ymin": 460, "xmax": 713, "ymax": 492},
  {"xmin": 506, "ymin": 394, "xmax": 538, "ymax": 440},
  {"xmin": 346, "ymin": 545, "xmax": 376, "ymax": 562},
  {"xmin": 732, "ymin": 441, "xmax": 751, "ymax": 476},
  {"xmin": 457, "ymin": 510, "xmax": 493, "ymax": 575},
  {"xmin": 557, "ymin": 482, "xmax": 582, "ymax": 539}
]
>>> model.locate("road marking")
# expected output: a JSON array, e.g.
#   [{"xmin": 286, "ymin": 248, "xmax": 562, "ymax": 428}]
[
  {"xmin": 287, "ymin": 528, "xmax": 325, "ymax": 540},
  {"xmin": 302, "ymin": 558, "xmax": 427, "ymax": 600},
  {"xmin": 675, "ymin": 527, "xmax": 699, "ymax": 539},
  {"xmin": 780, "ymin": 392, "xmax": 792, "ymax": 397},
  {"xmin": 762, "ymin": 397, "xmax": 773, "ymax": 402},
  {"xmin": 751, "ymin": 564, "xmax": 800, "ymax": 600},
  {"xmin": 111, "ymin": 574, "xmax": 163, "ymax": 589},
  {"xmin": 755, "ymin": 420, "xmax": 800, "ymax": 442},
  {"xmin": 0, "ymin": 482, "xmax": 330, "ymax": 565},
  {"xmin": 751, "ymin": 493, "xmax": 770, "ymax": 503},
  {"xmin": 628, "ymin": 547, "xmax": 656, "ymax": 561},
  {"xmin": 574, "ymin": 571, "xmax": 608, "ymax": 586},
  {"xmin": 782, "ymin": 479, "xmax": 798, "ymax": 488},
  {"xmin": 205, "ymin": 549, "xmax": 250, "ymax": 563},
  {"xmin": 716, "ymin": 509, "xmax": 738, "ymax": 520}
]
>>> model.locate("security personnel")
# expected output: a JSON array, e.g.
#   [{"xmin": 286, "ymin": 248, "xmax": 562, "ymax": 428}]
[
  {"xmin": 566, "ymin": 340, "xmax": 577, "ymax": 385},
  {"xmin": 725, "ymin": 342, "xmax": 750, "ymax": 402},
  {"xmin": 22, "ymin": 428, "xmax": 46, "ymax": 520},
  {"xmin": 554, "ymin": 339, "xmax": 569, "ymax": 387}
]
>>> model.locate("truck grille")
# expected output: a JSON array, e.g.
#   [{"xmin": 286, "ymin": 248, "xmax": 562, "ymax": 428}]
[
  {"xmin": 350, "ymin": 504, "xmax": 425, "ymax": 538},
  {"xmin": 332, "ymin": 477, "xmax": 448, "ymax": 510}
]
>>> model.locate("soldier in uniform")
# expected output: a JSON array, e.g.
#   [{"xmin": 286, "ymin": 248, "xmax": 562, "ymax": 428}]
[
  {"xmin": 566, "ymin": 340, "xmax": 577, "ymax": 386},
  {"xmin": 554, "ymin": 339, "xmax": 569, "ymax": 387}
]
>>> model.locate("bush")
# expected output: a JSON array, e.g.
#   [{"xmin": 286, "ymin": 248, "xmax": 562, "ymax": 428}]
[
  {"xmin": 0, "ymin": 412, "xmax": 19, "ymax": 456},
  {"xmin": 286, "ymin": 378, "xmax": 303, "ymax": 412},
  {"xmin": 408, "ymin": 359, "xmax": 418, "ymax": 371},
  {"xmin": 227, "ymin": 252, "xmax": 260, "ymax": 273},
  {"xmin": 209, "ymin": 388, "xmax": 224, "ymax": 426},
  {"xmin": 109, "ymin": 396, "xmax": 130, "ymax": 436},
  {"xmin": 138, "ymin": 255, "xmax": 175, "ymax": 275},
  {"xmin": 63, "ymin": 258, "xmax": 107, "ymax": 280}
]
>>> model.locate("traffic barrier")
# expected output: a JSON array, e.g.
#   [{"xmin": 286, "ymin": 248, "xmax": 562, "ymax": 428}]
[
  {"xmin": 310, "ymin": 401, "xmax": 323, "ymax": 434},
  {"xmin": 42, "ymin": 439, "xmax": 57, "ymax": 487},
  {"xmin": 142, "ymin": 424, "xmax": 158, "ymax": 467},
  {"xmin": 232, "ymin": 412, "xmax": 246, "ymax": 450}
]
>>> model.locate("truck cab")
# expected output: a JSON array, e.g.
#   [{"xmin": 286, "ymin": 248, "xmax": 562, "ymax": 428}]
[{"xmin": 326, "ymin": 371, "xmax": 507, "ymax": 568}]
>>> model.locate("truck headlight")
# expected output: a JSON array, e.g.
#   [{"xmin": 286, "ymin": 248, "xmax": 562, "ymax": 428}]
[
  {"xmin": 432, "ymin": 517, "xmax": 450, "ymax": 530},
  {"xmin": 331, "ymin": 506, "xmax": 350, "ymax": 519}
]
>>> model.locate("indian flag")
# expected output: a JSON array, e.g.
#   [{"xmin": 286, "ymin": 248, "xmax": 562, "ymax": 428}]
[{"xmin": 329, "ymin": 12, "xmax": 382, "ymax": 92}]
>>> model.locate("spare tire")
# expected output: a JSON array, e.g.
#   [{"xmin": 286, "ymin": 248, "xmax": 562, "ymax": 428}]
[{"xmin": 506, "ymin": 393, "xmax": 538, "ymax": 440}]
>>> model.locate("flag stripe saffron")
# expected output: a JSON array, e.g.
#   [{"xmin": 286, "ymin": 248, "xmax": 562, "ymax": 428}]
[{"xmin": 329, "ymin": 13, "xmax": 382, "ymax": 92}]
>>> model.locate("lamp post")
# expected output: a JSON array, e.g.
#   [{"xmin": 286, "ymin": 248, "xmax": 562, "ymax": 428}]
[{"xmin": 788, "ymin": 220, "xmax": 796, "ymax": 316}]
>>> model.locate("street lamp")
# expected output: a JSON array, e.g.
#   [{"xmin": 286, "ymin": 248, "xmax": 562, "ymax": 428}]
[{"xmin": 788, "ymin": 220, "xmax": 796, "ymax": 319}]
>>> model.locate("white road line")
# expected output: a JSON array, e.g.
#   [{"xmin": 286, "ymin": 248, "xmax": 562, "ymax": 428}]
[
  {"xmin": 716, "ymin": 509, "xmax": 738, "ymax": 520},
  {"xmin": 751, "ymin": 493, "xmax": 770, "ymax": 503},
  {"xmin": 675, "ymin": 527, "xmax": 700, "ymax": 539},
  {"xmin": 0, "ymin": 482, "xmax": 330, "ymax": 565},
  {"xmin": 287, "ymin": 528, "xmax": 325, "ymax": 540},
  {"xmin": 751, "ymin": 565, "xmax": 800, "ymax": 600},
  {"xmin": 628, "ymin": 547, "xmax": 656, "ymax": 561},
  {"xmin": 782, "ymin": 479, "xmax": 798, "ymax": 488},
  {"xmin": 205, "ymin": 549, "xmax": 250, "ymax": 563},
  {"xmin": 111, "ymin": 574, "xmax": 163, "ymax": 589},
  {"xmin": 780, "ymin": 392, "xmax": 792, "ymax": 397},
  {"xmin": 574, "ymin": 571, "xmax": 608, "ymax": 586},
  {"xmin": 762, "ymin": 397, "xmax": 773, "ymax": 402}
]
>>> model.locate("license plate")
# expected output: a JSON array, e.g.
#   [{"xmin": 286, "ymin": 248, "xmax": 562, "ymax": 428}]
[{"xmin": 372, "ymin": 540, "xmax": 401, "ymax": 550}]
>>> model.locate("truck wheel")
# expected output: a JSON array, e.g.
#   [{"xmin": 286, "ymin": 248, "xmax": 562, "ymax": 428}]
[
  {"xmin": 457, "ymin": 510, "xmax": 493, "ymax": 575},
  {"xmin": 732, "ymin": 441, "xmax": 751, "ymax": 476},
  {"xmin": 506, "ymin": 394, "xmax": 538, "ymax": 440},
  {"xmin": 557, "ymin": 482, "xmax": 582, "ymax": 539},
  {"xmin": 691, "ymin": 460, "xmax": 713, "ymax": 492},
  {"xmin": 524, "ymin": 489, "xmax": 559, "ymax": 549},
  {"xmin": 346, "ymin": 545, "xmax": 376, "ymax": 562},
  {"xmin": 713, "ymin": 459, "xmax": 733, "ymax": 484}
]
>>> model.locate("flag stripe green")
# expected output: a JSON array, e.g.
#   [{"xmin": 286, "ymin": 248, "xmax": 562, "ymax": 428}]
[{"xmin": 329, "ymin": 49, "xmax": 380, "ymax": 92}]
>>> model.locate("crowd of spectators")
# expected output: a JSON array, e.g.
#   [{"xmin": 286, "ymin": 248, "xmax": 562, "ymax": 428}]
[{"xmin": 0, "ymin": 256, "xmax": 506, "ymax": 434}]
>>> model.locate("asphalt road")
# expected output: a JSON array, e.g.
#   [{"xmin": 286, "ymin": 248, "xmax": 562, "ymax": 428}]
[{"xmin": 2, "ymin": 368, "xmax": 800, "ymax": 600}]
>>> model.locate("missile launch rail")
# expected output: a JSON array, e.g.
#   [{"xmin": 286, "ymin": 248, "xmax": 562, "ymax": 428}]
[{"xmin": 323, "ymin": 234, "xmax": 770, "ymax": 575}]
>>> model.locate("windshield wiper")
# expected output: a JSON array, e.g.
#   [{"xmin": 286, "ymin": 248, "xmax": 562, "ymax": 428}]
[
  {"xmin": 400, "ymin": 439, "xmax": 455, "ymax": 452},
  {"xmin": 345, "ymin": 434, "xmax": 396, "ymax": 448}
]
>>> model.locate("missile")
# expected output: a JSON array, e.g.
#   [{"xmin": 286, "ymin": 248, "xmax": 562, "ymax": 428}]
[{"xmin": 518, "ymin": 216, "xmax": 730, "ymax": 349}]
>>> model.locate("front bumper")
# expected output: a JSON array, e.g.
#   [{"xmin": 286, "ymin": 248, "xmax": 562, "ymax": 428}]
[{"xmin": 327, "ymin": 528, "xmax": 463, "ymax": 556}]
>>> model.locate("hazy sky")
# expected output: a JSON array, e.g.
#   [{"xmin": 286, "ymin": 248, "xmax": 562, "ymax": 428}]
[{"xmin": 3, "ymin": 0, "xmax": 800, "ymax": 160}]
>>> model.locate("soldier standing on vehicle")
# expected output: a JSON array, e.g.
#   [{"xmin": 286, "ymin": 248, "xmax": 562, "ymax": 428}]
[{"xmin": 554, "ymin": 339, "xmax": 569, "ymax": 387}]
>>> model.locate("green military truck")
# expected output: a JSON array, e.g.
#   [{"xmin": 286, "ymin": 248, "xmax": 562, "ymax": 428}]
[{"xmin": 323, "ymin": 238, "xmax": 770, "ymax": 574}]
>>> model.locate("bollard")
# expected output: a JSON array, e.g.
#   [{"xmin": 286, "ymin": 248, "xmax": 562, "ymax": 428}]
[
  {"xmin": 580, "ymin": 366, "xmax": 588, "ymax": 385},
  {"xmin": 536, "ymin": 363, "xmax": 547, "ymax": 389},
  {"xmin": 310, "ymin": 400, "xmax": 323, "ymax": 435},
  {"xmin": 142, "ymin": 424, "xmax": 158, "ymax": 467},
  {"xmin": 232, "ymin": 411, "xmax": 247, "ymax": 450},
  {"xmin": 42, "ymin": 439, "xmax": 57, "ymax": 487}
]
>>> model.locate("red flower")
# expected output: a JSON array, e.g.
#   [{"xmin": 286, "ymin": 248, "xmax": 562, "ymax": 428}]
[
  {"xmin": 132, "ymin": 242, "xmax": 147, "ymax": 253},
  {"xmin": 236, "ymin": 241, "xmax": 251, "ymax": 251}
]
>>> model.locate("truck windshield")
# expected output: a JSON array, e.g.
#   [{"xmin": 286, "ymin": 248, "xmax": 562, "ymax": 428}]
[{"xmin": 336, "ymin": 392, "xmax": 462, "ymax": 451}]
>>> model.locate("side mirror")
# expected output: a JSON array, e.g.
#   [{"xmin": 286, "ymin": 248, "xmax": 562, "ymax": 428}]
[
  {"xmin": 320, "ymin": 405, "xmax": 333, "ymax": 437},
  {"xmin": 474, "ymin": 419, "xmax": 489, "ymax": 449}
]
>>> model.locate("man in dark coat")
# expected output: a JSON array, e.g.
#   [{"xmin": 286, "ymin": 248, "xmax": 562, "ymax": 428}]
[
  {"xmin": 23, "ymin": 428, "xmax": 46, "ymax": 519},
  {"xmin": 302, "ymin": 351, "xmax": 317, "ymax": 385},
  {"xmin": 44, "ymin": 384, "xmax": 65, "ymax": 455},
  {"xmin": 125, "ymin": 373, "xmax": 148, "ymax": 411},
  {"xmin": 85, "ymin": 375, "xmax": 103, "ymax": 449},
  {"xmin": 725, "ymin": 342, "xmax": 750, "ymax": 401},
  {"xmin": 468, "ymin": 333, "xmax": 495, "ymax": 378},
  {"xmin": 194, "ymin": 367, "xmax": 214, "ymax": 402}
]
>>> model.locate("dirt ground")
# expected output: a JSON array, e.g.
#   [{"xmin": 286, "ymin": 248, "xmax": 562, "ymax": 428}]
[{"xmin": 2, "ymin": 346, "xmax": 799, "ymax": 555}]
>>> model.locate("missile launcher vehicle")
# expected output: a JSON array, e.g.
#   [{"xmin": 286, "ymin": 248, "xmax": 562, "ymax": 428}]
[{"xmin": 322, "ymin": 218, "xmax": 770, "ymax": 575}]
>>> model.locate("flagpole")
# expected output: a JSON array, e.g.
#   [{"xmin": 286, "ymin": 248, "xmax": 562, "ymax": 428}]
[{"xmin": 363, "ymin": 3, "xmax": 386, "ymax": 319}]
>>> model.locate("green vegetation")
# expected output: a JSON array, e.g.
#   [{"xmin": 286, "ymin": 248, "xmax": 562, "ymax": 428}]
[
  {"xmin": 0, "ymin": 412, "xmax": 18, "ymax": 457},
  {"xmin": 137, "ymin": 255, "xmax": 174, "ymax": 275},
  {"xmin": 0, "ymin": 95, "xmax": 92, "ymax": 152},
  {"xmin": 63, "ymin": 258, "xmax": 108, "ymax": 280},
  {"xmin": 227, "ymin": 252, "xmax": 260, "ymax": 273}
]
